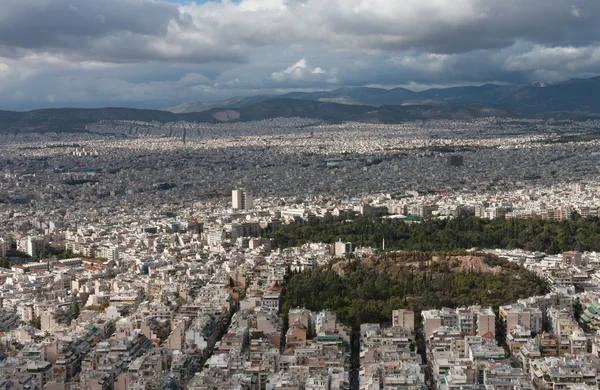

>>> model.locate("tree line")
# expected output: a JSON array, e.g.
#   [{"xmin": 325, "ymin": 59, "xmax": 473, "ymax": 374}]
[{"xmin": 263, "ymin": 214, "xmax": 600, "ymax": 254}]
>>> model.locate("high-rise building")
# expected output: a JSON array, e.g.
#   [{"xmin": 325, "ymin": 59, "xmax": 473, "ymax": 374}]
[
  {"xmin": 232, "ymin": 189, "xmax": 254, "ymax": 210},
  {"xmin": 243, "ymin": 192, "xmax": 254, "ymax": 210},
  {"xmin": 232, "ymin": 189, "xmax": 242, "ymax": 209}
]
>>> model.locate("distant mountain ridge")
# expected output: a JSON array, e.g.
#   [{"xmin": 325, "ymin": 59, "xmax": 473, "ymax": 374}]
[
  {"xmin": 0, "ymin": 101, "xmax": 515, "ymax": 134},
  {"xmin": 166, "ymin": 76, "xmax": 600, "ymax": 114},
  {"xmin": 165, "ymin": 95, "xmax": 277, "ymax": 113},
  {"xmin": 1, "ymin": 76, "xmax": 600, "ymax": 134}
]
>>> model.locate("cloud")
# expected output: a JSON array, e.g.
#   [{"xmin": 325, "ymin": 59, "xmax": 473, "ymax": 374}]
[
  {"xmin": 2, "ymin": 0, "xmax": 600, "ymax": 64},
  {"xmin": 388, "ymin": 54, "xmax": 450, "ymax": 74},
  {"xmin": 503, "ymin": 44, "xmax": 600, "ymax": 75},
  {"xmin": 1, "ymin": 0, "xmax": 600, "ymax": 109},
  {"xmin": 0, "ymin": 63, "xmax": 9, "ymax": 78},
  {"xmin": 571, "ymin": 6, "xmax": 583, "ymax": 17},
  {"xmin": 0, "ymin": 66, "xmax": 218, "ymax": 107},
  {"xmin": 271, "ymin": 58, "xmax": 329, "ymax": 82},
  {"xmin": 0, "ymin": 0, "xmax": 244, "ymax": 64}
]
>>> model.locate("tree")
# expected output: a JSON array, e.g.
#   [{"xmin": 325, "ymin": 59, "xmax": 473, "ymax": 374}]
[
  {"xmin": 30, "ymin": 316, "xmax": 41, "ymax": 330},
  {"xmin": 262, "ymin": 215, "xmax": 600, "ymax": 254},
  {"xmin": 98, "ymin": 301, "xmax": 109, "ymax": 312},
  {"xmin": 71, "ymin": 301, "xmax": 80, "ymax": 319},
  {"xmin": 79, "ymin": 292, "xmax": 90, "ymax": 306}
]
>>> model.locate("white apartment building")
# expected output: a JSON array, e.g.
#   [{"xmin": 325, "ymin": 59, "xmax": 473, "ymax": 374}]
[
  {"xmin": 18, "ymin": 236, "xmax": 45, "ymax": 258},
  {"xmin": 232, "ymin": 189, "xmax": 254, "ymax": 210}
]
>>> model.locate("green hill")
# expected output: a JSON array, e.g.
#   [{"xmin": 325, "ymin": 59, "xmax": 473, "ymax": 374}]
[{"xmin": 282, "ymin": 251, "xmax": 548, "ymax": 327}]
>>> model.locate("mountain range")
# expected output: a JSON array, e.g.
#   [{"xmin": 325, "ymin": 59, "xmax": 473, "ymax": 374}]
[
  {"xmin": 1, "ymin": 76, "xmax": 600, "ymax": 133},
  {"xmin": 166, "ymin": 76, "xmax": 600, "ymax": 114}
]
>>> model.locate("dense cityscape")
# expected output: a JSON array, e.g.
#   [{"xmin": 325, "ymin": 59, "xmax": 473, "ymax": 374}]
[
  {"xmin": 1, "ymin": 116, "xmax": 600, "ymax": 389},
  {"xmin": 4, "ymin": 0, "xmax": 600, "ymax": 388}
]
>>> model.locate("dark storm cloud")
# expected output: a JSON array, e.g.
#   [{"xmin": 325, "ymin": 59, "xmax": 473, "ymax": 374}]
[
  {"xmin": 320, "ymin": 0, "xmax": 600, "ymax": 53},
  {"xmin": 1, "ymin": 0, "xmax": 600, "ymax": 109},
  {"xmin": 0, "ymin": 0, "xmax": 178, "ymax": 48},
  {"xmin": 3, "ymin": 0, "xmax": 600, "ymax": 62},
  {"xmin": 0, "ymin": 0, "xmax": 243, "ymax": 63}
]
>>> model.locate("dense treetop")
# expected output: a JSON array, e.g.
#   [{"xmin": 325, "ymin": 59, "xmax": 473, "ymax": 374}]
[
  {"xmin": 263, "ymin": 215, "xmax": 600, "ymax": 254},
  {"xmin": 282, "ymin": 252, "xmax": 548, "ymax": 327}
]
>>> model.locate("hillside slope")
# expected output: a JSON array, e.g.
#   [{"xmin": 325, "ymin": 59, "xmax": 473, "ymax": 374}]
[{"xmin": 0, "ymin": 99, "xmax": 517, "ymax": 133}]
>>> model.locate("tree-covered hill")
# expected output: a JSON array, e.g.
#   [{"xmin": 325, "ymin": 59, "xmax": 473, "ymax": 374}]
[{"xmin": 282, "ymin": 251, "xmax": 548, "ymax": 328}]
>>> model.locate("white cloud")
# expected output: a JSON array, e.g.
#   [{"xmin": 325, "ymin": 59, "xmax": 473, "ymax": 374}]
[
  {"xmin": 179, "ymin": 73, "xmax": 211, "ymax": 85},
  {"xmin": 0, "ymin": 63, "xmax": 9, "ymax": 78},
  {"xmin": 503, "ymin": 44, "xmax": 600, "ymax": 77},
  {"xmin": 271, "ymin": 58, "xmax": 331, "ymax": 82}
]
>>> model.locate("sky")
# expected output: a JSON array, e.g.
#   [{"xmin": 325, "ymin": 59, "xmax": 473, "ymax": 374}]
[{"xmin": 1, "ymin": 0, "xmax": 600, "ymax": 111}]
